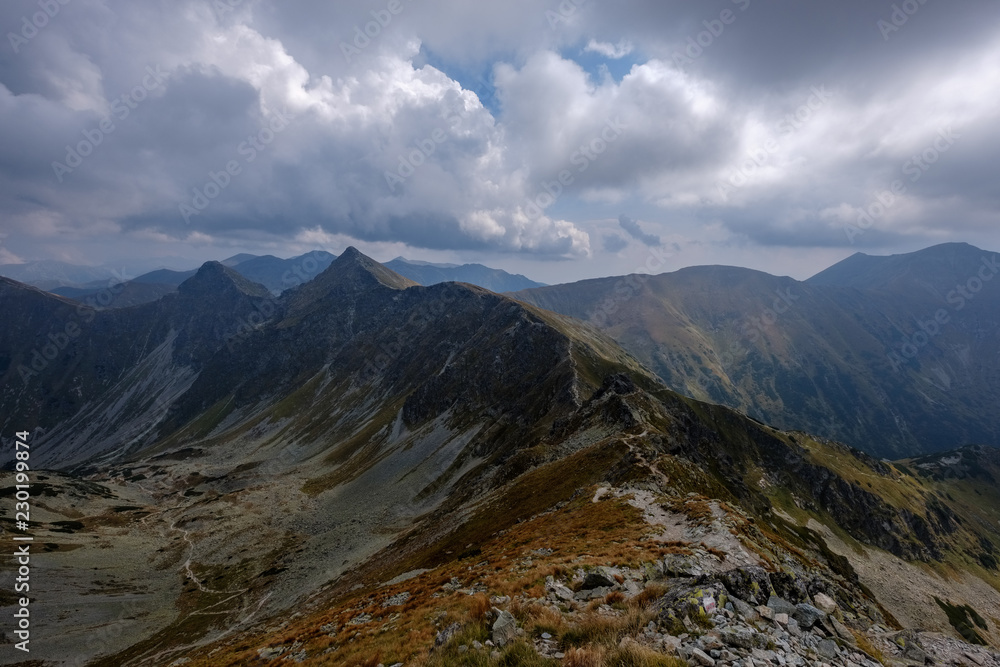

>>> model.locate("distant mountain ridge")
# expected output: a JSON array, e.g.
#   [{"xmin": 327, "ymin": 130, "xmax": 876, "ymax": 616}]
[
  {"xmin": 384, "ymin": 257, "xmax": 546, "ymax": 292},
  {"xmin": 7, "ymin": 250, "xmax": 545, "ymax": 306},
  {"xmin": 514, "ymin": 242, "xmax": 1000, "ymax": 457}
]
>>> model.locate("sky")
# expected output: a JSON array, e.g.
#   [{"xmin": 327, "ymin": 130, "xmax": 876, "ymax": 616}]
[{"xmin": 0, "ymin": 0, "xmax": 998, "ymax": 284}]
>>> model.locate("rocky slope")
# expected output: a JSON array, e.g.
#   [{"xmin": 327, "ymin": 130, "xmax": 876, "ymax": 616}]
[{"xmin": 1, "ymin": 250, "xmax": 998, "ymax": 666}]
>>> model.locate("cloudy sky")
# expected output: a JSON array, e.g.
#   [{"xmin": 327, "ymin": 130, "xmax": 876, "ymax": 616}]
[{"xmin": 0, "ymin": 0, "xmax": 997, "ymax": 283}]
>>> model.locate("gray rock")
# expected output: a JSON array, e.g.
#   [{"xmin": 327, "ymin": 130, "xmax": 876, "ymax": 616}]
[
  {"xmin": 435, "ymin": 622, "xmax": 461, "ymax": 647},
  {"xmin": 575, "ymin": 585, "xmax": 611, "ymax": 601},
  {"xmin": 492, "ymin": 610, "xmax": 517, "ymax": 647},
  {"xmin": 690, "ymin": 647, "xmax": 717, "ymax": 666},
  {"xmin": 816, "ymin": 638, "xmax": 839, "ymax": 660},
  {"xmin": 381, "ymin": 591, "xmax": 411, "ymax": 607},
  {"xmin": 732, "ymin": 597, "xmax": 758, "ymax": 620},
  {"xmin": 812, "ymin": 592, "xmax": 838, "ymax": 615},
  {"xmin": 257, "ymin": 647, "xmax": 284, "ymax": 660},
  {"xmin": 662, "ymin": 555, "xmax": 701, "ymax": 578},
  {"xmin": 831, "ymin": 617, "xmax": 856, "ymax": 644},
  {"xmin": 714, "ymin": 566, "xmax": 774, "ymax": 605},
  {"xmin": 792, "ymin": 603, "xmax": 826, "ymax": 630},
  {"xmin": 547, "ymin": 581, "xmax": 574, "ymax": 602},
  {"xmin": 767, "ymin": 596, "xmax": 797, "ymax": 617},
  {"xmin": 581, "ymin": 570, "xmax": 616, "ymax": 590},
  {"xmin": 721, "ymin": 628, "xmax": 756, "ymax": 649},
  {"xmin": 902, "ymin": 644, "xmax": 928, "ymax": 663}
]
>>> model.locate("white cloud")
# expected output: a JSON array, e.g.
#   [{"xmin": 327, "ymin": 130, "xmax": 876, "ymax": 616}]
[{"xmin": 584, "ymin": 39, "xmax": 634, "ymax": 59}]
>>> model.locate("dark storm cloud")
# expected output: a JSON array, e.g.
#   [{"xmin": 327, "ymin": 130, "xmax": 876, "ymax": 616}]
[{"xmin": 0, "ymin": 0, "xmax": 995, "ymax": 269}]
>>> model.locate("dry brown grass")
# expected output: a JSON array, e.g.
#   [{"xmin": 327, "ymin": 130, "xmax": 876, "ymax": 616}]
[
  {"xmin": 632, "ymin": 582, "xmax": 668, "ymax": 609},
  {"xmin": 181, "ymin": 489, "xmax": 671, "ymax": 666},
  {"xmin": 609, "ymin": 640, "xmax": 687, "ymax": 667},
  {"xmin": 701, "ymin": 544, "xmax": 727, "ymax": 560},
  {"xmin": 605, "ymin": 590, "xmax": 626, "ymax": 605},
  {"xmin": 563, "ymin": 645, "xmax": 606, "ymax": 667},
  {"xmin": 663, "ymin": 496, "xmax": 714, "ymax": 526},
  {"xmin": 469, "ymin": 593, "xmax": 490, "ymax": 622}
]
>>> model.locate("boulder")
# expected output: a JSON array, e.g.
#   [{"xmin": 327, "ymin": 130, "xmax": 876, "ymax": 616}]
[
  {"xmin": 830, "ymin": 617, "xmax": 856, "ymax": 645},
  {"xmin": 769, "ymin": 572, "xmax": 809, "ymax": 603},
  {"xmin": 661, "ymin": 555, "xmax": 701, "ymax": 578},
  {"xmin": 546, "ymin": 581, "xmax": 574, "ymax": 603},
  {"xmin": 731, "ymin": 597, "xmax": 758, "ymax": 620},
  {"xmin": 581, "ymin": 570, "xmax": 616, "ymax": 590},
  {"xmin": 435, "ymin": 622, "xmax": 462, "ymax": 647},
  {"xmin": 792, "ymin": 603, "xmax": 826, "ymax": 630},
  {"xmin": 812, "ymin": 592, "xmax": 838, "ymax": 615},
  {"xmin": 574, "ymin": 586, "xmax": 611, "ymax": 601},
  {"xmin": 657, "ymin": 581, "xmax": 729, "ymax": 624},
  {"xmin": 715, "ymin": 566, "xmax": 773, "ymax": 605},
  {"xmin": 767, "ymin": 595, "xmax": 797, "ymax": 617},
  {"xmin": 690, "ymin": 647, "xmax": 716, "ymax": 666},
  {"xmin": 720, "ymin": 628, "xmax": 756, "ymax": 650},
  {"xmin": 816, "ymin": 638, "xmax": 839, "ymax": 660},
  {"xmin": 491, "ymin": 610, "xmax": 517, "ymax": 648}
]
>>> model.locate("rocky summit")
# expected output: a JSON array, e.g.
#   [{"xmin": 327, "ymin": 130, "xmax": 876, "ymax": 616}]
[{"xmin": 0, "ymin": 250, "xmax": 999, "ymax": 666}]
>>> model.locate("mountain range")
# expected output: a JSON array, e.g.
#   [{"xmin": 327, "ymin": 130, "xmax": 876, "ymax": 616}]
[
  {"xmin": 0, "ymin": 246, "xmax": 998, "ymax": 665},
  {"xmin": 0, "ymin": 252, "xmax": 545, "ymax": 307},
  {"xmin": 513, "ymin": 242, "xmax": 1000, "ymax": 458}
]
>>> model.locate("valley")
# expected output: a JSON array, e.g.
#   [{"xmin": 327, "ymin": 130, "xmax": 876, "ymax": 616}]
[{"xmin": 1, "ymin": 248, "xmax": 999, "ymax": 666}]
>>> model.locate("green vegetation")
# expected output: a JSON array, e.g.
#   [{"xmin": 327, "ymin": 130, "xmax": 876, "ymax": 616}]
[{"xmin": 933, "ymin": 597, "xmax": 988, "ymax": 644}]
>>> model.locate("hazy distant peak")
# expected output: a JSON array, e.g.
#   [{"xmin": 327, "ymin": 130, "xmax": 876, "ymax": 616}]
[
  {"xmin": 390, "ymin": 256, "xmax": 461, "ymax": 268},
  {"xmin": 807, "ymin": 242, "xmax": 992, "ymax": 290},
  {"xmin": 178, "ymin": 261, "xmax": 272, "ymax": 299}
]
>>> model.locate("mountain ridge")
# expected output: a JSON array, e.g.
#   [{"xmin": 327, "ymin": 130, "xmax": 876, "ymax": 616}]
[{"xmin": 513, "ymin": 242, "xmax": 1000, "ymax": 457}]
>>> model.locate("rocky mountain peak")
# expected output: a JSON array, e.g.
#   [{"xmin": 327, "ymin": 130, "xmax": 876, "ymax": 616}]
[
  {"xmin": 325, "ymin": 246, "xmax": 419, "ymax": 291},
  {"xmin": 177, "ymin": 260, "xmax": 272, "ymax": 299},
  {"xmin": 283, "ymin": 247, "xmax": 418, "ymax": 317}
]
